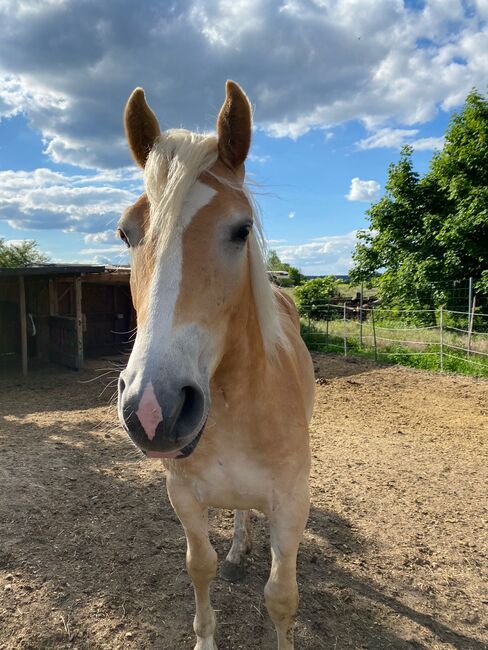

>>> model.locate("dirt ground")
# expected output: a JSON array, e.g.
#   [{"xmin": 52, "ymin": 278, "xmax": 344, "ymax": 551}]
[{"xmin": 0, "ymin": 355, "xmax": 486, "ymax": 650}]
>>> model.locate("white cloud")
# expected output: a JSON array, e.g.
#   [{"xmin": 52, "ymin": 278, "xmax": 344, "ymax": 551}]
[
  {"xmin": 275, "ymin": 230, "xmax": 360, "ymax": 275},
  {"xmin": 358, "ymin": 128, "xmax": 419, "ymax": 150},
  {"xmin": 248, "ymin": 153, "xmax": 271, "ymax": 164},
  {"xmin": 75, "ymin": 252, "xmax": 130, "ymax": 266},
  {"xmin": 80, "ymin": 245, "xmax": 127, "ymax": 255},
  {"xmin": 266, "ymin": 239, "xmax": 287, "ymax": 245},
  {"xmin": 288, "ymin": 211, "xmax": 296, "ymax": 219},
  {"xmin": 357, "ymin": 128, "xmax": 444, "ymax": 150},
  {"xmin": 0, "ymin": 168, "xmax": 140, "ymax": 232},
  {"xmin": 83, "ymin": 230, "xmax": 116, "ymax": 244},
  {"xmin": 0, "ymin": 1, "xmax": 485, "ymax": 167},
  {"xmin": 77, "ymin": 244, "xmax": 129, "ymax": 266},
  {"xmin": 409, "ymin": 136, "xmax": 445, "ymax": 150},
  {"xmin": 346, "ymin": 178, "xmax": 380, "ymax": 202}
]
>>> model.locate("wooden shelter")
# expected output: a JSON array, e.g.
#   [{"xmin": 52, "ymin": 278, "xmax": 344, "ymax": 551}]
[{"xmin": 0, "ymin": 264, "xmax": 134, "ymax": 375}]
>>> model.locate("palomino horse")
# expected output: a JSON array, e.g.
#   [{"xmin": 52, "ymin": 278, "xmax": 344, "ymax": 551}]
[{"xmin": 117, "ymin": 81, "xmax": 315, "ymax": 649}]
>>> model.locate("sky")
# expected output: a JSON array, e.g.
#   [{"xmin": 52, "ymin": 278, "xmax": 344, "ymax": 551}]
[{"xmin": 0, "ymin": 0, "xmax": 487, "ymax": 275}]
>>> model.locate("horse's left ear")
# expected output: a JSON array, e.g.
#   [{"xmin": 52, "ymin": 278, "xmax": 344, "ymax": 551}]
[{"xmin": 217, "ymin": 80, "xmax": 252, "ymax": 171}]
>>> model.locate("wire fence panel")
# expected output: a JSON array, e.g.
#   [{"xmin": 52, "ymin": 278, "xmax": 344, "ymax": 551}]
[
  {"xmin": 443, "ymin": 342, "xmax": 488, "ymax": 357},
  {"xmin": 375, "ymin": 325, "xmax": 439, "ymax": 331},
  {"xmin": 299, "ymin": 303, "xmax": 488, "ymax": 378}
]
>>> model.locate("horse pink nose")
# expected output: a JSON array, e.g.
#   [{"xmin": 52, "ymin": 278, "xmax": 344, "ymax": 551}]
[
  {"xmin": 119, "ymin": 373, "xmax": 206, "ymax": 454},
  {"xmin": 135, "ymin": 382, "xmax": 163, "ymax": 440}
]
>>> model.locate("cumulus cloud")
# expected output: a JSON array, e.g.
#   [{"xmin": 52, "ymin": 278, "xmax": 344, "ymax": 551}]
[
  {"xmin": 81, "ymin": 245, "xmax": 127, "ymax": 255},
  {"xmin": 77, "ymin": 252, "xmax": 130, "ymax": 266},
  {"xmin": 346, "ymin": 178, "xmax": 380, "ymax": 202},
  {"xmin": 409, "ymin": 136, "xmax": 445, "ymax": 150},
  {"xmin": 0, "ymin": 168, "xmax": 140, "ymax": 232},
  {"xmin": 357, "ymin": 128, "xmax": 444, "ymax": 150},
  {"xmin": 266, "ymin": 239, "xmax": 287, "ymax": 245},
  {"xmin": 358, "ymin": 128, "xmax": 419, "ymax": 150},
  {"xmin": 275, "ymin": 230, "xmax": 360, "ymax": 275},
  {"xmin": 83, "ymin": 230, "xmax": 116, "ymax": 244},
  {"xmin": 0, "ymin": 1, "xmax": 486, "ymax": 167},
  {"xmin": 248, "ymin": 153, "xmax": 271, "ymax": 164}
]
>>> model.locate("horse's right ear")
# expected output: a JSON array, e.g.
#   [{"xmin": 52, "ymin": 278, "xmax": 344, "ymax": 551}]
[{"xmin": 124, "ymin": 88, "xmax": 161, "ymax": 168}]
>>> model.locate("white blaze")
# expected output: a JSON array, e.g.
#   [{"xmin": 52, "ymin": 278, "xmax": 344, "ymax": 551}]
[{"xmin": 132, "ymin": 181, "xmax": 216, "ymax": 363}]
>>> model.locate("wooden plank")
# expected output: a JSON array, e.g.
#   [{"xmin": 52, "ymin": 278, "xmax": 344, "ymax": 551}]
[
  {"xmin": 81, "ymin": 272, "xmax": 130, "ymax": 285},
  {"xmin": 48, "ymin": 279, "xmax": 57, "ymax": 315},
  {"xmin": 74, "ymin": 276, "xmax": 84, "ymax": 370},
  {"xmin": 49, "ymin": 316, "xmax": 78, "ymax": 368},
  {"xmin": 19, "ymin": 275, "xmax": 28, "ymax": 376}
]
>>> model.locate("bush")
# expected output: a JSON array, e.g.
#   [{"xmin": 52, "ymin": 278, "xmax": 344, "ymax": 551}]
[{"xmin": 295, "ymin": 276, "xmax": 339, "ymax": 318}]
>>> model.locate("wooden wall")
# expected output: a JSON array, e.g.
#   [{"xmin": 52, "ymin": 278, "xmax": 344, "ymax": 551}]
[{"xmin": 0, "ymin": 273, "xmax": 134, "ymax": 371}]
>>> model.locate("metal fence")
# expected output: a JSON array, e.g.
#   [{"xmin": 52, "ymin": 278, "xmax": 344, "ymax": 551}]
[{"xmin": 300, "ymin": 303, "xmax": 488, "ymax": 377}]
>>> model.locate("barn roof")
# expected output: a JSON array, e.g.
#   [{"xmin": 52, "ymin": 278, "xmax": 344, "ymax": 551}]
[{"xmin": 0, "ymin": 264, "xmax": 130, "ymax": 277}]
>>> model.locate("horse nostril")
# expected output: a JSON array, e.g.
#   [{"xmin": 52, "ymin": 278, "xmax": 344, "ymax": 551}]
[
  {"xmin": 175, "ymin": 385, "xmax": 205, "ymax": 438},
  {"xmin": 118, "ymin": 375, "xmax": 126, "ymax": 397}
]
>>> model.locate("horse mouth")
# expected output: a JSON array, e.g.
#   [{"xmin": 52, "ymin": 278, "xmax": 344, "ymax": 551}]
[{"xmin": 145, "ymin": 418, "xmax": 206, "ymax": 460}]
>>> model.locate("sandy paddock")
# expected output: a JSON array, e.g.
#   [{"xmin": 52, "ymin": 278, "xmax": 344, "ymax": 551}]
[{"xmin": 0, "ymin": 354, "xmax": 486, "ymax": 649}]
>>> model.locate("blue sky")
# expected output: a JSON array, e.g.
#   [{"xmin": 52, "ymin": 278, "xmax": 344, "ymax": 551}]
[{"xmin": 0, "ymin": 0, "xmax": 486, "ymax": 274}]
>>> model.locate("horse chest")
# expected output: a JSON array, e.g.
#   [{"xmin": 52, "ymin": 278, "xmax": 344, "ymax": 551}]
[{"xmin": 189, "ymin": 453, "xmax": 272, "ymax": 512}]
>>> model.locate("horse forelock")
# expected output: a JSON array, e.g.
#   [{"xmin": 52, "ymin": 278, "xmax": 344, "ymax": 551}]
[{"xmin": 144, "ymin": 129, "xmax": 219, "ymax": 255}]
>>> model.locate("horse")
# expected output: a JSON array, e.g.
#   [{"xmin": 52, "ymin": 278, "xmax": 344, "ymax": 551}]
[{"xmin": 117, "ymin": 80, "xmax": 315, "ymax": 649}]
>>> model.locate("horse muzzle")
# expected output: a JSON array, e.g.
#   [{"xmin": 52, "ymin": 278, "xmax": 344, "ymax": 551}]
[{"xmin": 118, "ymin": 373, "xmax": 207, "ymax": 458}]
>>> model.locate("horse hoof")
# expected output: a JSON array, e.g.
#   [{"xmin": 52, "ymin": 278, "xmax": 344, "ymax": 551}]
[{"xmin": 219, "ymin": 560, "xmax": 246, "ymax": 582}]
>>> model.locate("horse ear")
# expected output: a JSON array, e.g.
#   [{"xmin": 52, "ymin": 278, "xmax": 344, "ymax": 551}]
[
  {"xmin": 217, "ymin": 80, "xmax": 252, "ymax": 170},
  {"xmin": 124, "ymin": 88, "xmax": 161, "ymax": 168}
]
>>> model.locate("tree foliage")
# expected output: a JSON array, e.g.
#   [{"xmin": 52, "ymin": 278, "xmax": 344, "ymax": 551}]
[
  {"xmin": 266, "ymin": 249, "xmax": 305, "ymax": 287},
  {"xmin": 0, "ymin": 239, "xmax": 49, "ymax": 267},
  {"xmin": 351, "ymin": 89, "xmax": 488, "ymax": 310},
  {"xmin": 295, "ymin": 276, "xmax": 339, "ymax": 318}
]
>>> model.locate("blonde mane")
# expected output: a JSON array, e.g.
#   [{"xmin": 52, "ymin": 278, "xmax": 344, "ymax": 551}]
[{"xmin": 143, "ymin": 129, "xmax": 286, "ymax": 356}]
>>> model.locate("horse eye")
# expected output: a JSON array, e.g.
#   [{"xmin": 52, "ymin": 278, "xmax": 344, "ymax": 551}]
[
  {"xmin": 231, "ymin": 223, "xmax": 252, "ymax": 243},
  {"xmin": 117, "ymin": 228, "xmax": 130, "ymax": 248}
]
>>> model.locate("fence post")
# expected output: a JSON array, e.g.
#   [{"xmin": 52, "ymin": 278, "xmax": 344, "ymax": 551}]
[
  {"xmin": 371, "ymin": 307, "xmax": 378, "ymax": 362},
  {"xmin": 467, "ymin": 295, "xmax": 476, "ymax": 356},
  {"xmin": 326, "ymin": 304, "xmax": 329, "ymax": 352},
  {"xmin": 468, "ymin": 276, "xmax": 473, "ymax": 321},
  {"xmin": 439, "ymin": 305, "xmax": 444, "ymax": 373},
  {"xmin": 359, "ymin": 282, "xmax": 364, "ymax": 347},
  {"xmin": 343, "ymin": 302, "xmax": 347, "ymax": 357}
]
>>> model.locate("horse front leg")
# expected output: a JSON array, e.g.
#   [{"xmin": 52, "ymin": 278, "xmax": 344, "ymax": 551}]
[
  {"xmin": 265, "ymin": 489, "xmax": 309, "ymax": 649},
  {"xmin": 220, "ymin": 509, "xmax": 252, "ymax": 582},
  {"xmin": 166, "ymin": 476, "xmax": 218, "ymax": 650}
]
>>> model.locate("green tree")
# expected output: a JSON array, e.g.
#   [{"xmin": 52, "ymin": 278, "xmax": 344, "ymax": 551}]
[
  {"xmin": 266, "ymin": 249, "xmax": 305, "ymax": 286},
  {"xmin": 295, "ymin": 276, "xmax": 339, "ymax": 318},
  {"xmin": 351, "ymin": 89, "xmax": 488, "ymax": 311},
  {"xmin": 0, "ymin": 239, "xmax": 49, "ymax": 267}
]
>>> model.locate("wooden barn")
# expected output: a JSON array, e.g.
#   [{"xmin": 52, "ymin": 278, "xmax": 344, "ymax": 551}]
[{"xmin": 0, "ymin": 264, "xmax": 135, "ymax": 375}]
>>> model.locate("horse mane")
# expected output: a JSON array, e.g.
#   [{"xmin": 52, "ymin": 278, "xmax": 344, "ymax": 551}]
[{"xmin": 143, "ymin": 129, "xmax": 287, "ymax": 357}]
